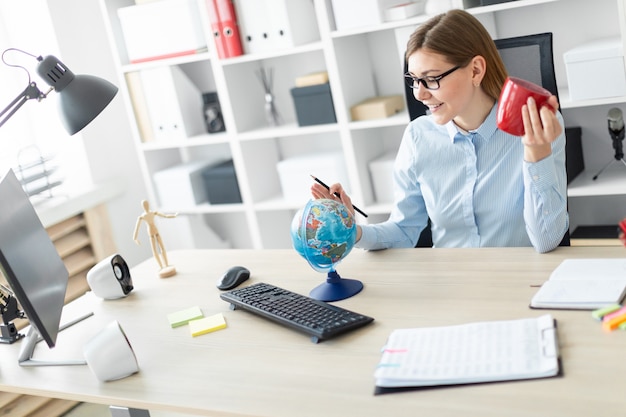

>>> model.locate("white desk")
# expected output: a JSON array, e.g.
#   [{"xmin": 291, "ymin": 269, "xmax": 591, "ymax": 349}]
[{"xmin": 1, "ymin": 247, "xmax": 625, "ymax": 417}]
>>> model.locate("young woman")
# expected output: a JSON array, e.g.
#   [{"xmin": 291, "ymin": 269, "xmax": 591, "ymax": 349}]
[{"xmin": 312, "ymin": 9, "xmax": 568, "ymax": 253}]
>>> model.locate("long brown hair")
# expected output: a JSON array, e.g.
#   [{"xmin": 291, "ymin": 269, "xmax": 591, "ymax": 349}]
[{"xmin": 405, "ymin": 9, "xmax": 507, "ymax": 102}]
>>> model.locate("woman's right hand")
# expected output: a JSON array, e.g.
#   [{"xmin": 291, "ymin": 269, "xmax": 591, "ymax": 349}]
[
  {"xmin": 311, "ymin": 182, "xmax": 354, "ymax": 214},
  {"xmin": 310, "ymin": 182, "xmax": 362, "ymax": 242}
]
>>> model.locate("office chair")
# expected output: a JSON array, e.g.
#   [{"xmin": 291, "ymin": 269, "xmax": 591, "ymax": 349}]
[{"xmin": 403, "ymin": 32, "xmax": 569, "ymax": 247}]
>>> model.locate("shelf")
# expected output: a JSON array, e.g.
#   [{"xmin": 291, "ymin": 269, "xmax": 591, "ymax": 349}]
[
  {"xmin": 98, "ymin": 0, "xmax": 624, "ymax": 250},
  {"xmin": 567, "ymin": 167, "xmax": 626, "ymax": 197},
  {"xmin": 237, "ymin": 122, "xmax": 340, "ymax": 141},
  {"xmin": 559, "ymin": 88, "xmax": 626, "ymax": 110},
  {"xmin": 120, "ymin": 51, "xmax": 212, "ymax": 73},
  {"xmin": 219, "ymin": 41, "xmax": 324, "ymax": 66},
  {"xmin": 53, "ymin": 229, "xmax": 92, "ymax": 258},
  {"xmin": 328, "ymin": 0, "xmax": 560, "ymax": 38}
]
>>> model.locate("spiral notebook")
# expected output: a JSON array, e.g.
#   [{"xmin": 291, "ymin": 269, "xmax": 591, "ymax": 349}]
[
  {"xmin": 530, "ymin": 258, "xmax": 626, "ymax": 310},
  {"xmin": 374, "ymin": 314, "xmax": 559, "ymax": 394}
]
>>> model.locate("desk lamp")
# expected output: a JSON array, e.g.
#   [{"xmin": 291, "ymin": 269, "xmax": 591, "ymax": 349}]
[{"xmin": 0, "ymin": 48, "xmax": 118, "ymax": 134}]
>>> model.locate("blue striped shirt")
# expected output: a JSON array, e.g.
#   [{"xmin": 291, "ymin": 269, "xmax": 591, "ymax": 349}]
[{"xmin": 358, "ymin": 103, "xmax": 569, "ymax": 253}]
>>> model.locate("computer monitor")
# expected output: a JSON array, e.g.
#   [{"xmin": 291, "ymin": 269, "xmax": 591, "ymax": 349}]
[{"xmin": 0, "ymin": 168, "xmax": 89, "ymax": 366}]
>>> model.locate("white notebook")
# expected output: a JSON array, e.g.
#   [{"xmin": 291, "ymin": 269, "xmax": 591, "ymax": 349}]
[
  {"xmin": 530, "ymin": 258, "xmax": 626, "ymax": 309},
  {"xmin": 374, "ymin": 315, "xmax": 559, "ymax": 392}
]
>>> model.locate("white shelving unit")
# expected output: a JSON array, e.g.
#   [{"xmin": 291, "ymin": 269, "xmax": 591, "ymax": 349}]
[{"xmin": 97, "ymin": 0, "xmax": 626, "ymax": 249}]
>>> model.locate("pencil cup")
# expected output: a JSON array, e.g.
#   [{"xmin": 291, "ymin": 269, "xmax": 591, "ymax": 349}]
[
  {"xmin": 496, "ymin": 76, "xmax": 553, "ymax": 136},
  {"xmin": 83, "ymin": 321, "xmax": 139, "ymax": 382}
]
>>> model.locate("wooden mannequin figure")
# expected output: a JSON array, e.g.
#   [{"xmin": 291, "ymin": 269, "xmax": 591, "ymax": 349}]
[{"xmin": 133, "ymin": 200, "xmax": 178, "ymax": 278}]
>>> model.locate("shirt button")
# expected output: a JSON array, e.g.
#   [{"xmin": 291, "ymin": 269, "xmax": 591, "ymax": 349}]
[{"xmin": 533, "ymin": 175, "xmax": 540, "ymax": 181}]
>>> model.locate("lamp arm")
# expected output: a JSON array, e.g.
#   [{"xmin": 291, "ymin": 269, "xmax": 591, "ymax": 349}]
[{"xmin": 0, "ymin": 82, "xmax": 47, "ymax": 129}]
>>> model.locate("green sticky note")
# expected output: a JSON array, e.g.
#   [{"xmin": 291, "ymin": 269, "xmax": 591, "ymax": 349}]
[
  {"xmin": 167, "ymin": 306, "xmax": 204, "ymax": 328},
  {"xmin": 189, "ymin": 313, "xmax": 227, "ymax": 337}
]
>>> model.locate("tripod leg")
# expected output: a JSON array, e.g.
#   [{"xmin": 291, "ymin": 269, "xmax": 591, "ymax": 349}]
[{"xmin": 593, "ymin": 158, "xmax": 616, "ymax": 180}]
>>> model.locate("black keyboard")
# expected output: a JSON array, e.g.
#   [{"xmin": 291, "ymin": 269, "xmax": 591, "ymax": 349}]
[{"xmin": 220, "ymin": 282, "xmax": 374, "ymax": 343}]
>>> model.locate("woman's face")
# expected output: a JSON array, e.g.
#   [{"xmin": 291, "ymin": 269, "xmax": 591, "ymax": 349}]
[{"xmin": 407, "ymin": 49, "xmax": 476, "ymax": 126}]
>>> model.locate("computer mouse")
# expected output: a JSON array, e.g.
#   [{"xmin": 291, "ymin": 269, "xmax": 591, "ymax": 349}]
[{"xmin": 216, "ymin": 266, "xmax": 250, "ymax": 290}]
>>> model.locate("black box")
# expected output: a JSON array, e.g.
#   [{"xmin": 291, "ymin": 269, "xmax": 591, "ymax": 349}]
[
  {"xmin": 201, "ymin": 160, "xmax": 242, "ymax": 204},
  {"xmin": 565, "ymin": 126, "xmax": 584, "ymax": 184},
  {"xmin": 290, "ymin": 83, "xmax": 337, "ymax": 126}
]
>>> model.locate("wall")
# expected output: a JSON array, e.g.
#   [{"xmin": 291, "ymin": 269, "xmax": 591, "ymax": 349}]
[{"xmin": 47, "ymin": 0, "xmax": 151, "ymax": 266}]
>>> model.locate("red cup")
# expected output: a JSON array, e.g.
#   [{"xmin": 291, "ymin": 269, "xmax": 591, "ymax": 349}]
[{"xmin": 496, "ymin": 76, "xmax": 553, "ymax": 136}]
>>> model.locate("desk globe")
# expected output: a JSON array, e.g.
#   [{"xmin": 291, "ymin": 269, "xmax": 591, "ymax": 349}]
[{"xmin": 290, "ymin": 198, "xmax": 363, "ymax": 301}]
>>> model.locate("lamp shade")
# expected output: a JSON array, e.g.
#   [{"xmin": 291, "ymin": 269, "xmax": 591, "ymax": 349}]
[{"xmin": 36, "ymin": 55, "xmax": 118, "ymax": 135}]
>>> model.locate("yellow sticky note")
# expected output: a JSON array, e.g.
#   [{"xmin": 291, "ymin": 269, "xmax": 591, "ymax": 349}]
[
  {"xmin": 167, "ymin": 306, "xmax": 204, "ymax": 328},
  {"xmin": 189, "ymin": 313, "xmax": 227, "ymax": 337}
]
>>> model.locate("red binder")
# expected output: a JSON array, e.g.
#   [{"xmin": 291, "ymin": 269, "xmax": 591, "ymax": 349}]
[
  {"xmin": 206, "ymin": 0, "xmax": 227, "ymax": 59},
  {"xmin": 215, "ymin": 0, "xmax": 243, "ymax": 58}
]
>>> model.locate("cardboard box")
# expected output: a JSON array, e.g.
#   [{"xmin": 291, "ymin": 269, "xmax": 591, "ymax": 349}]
[
  {"xmin": 564, "ymin": 38, "xmax": 626, "ymax": 101},
  {"xmin": 201, "ymin": 160, "xmax": 242, "ymax": 204},
  {"xmin": 154, "ymin": 160, "xmax": 225, "ymax": 208},
  {"xmin": 351, "ymin": 95, "xmax": 405, "ymax": 121},
  {"xmin": 331, "ymin": 0, "xmax": 408, "ymax": 31},
  {"xmin": 118, "ymin": 0, "xmax": 207, "ymax": 63},
  {"xmin": 291, "ymin": 83, "xmax": 337, "ymax": 126},
  {"xmin": 276, "ymin": 152, "xmax": 349, "ymax": 204},
  {"xmin": 368, "ymin": 151, "xmax": 396, "ymax": 203},
  {"xmin": 295, "ymin": 71, "xmax": 330, "ymax": 87}
]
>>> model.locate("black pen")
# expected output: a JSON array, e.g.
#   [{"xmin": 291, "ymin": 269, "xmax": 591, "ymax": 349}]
[{"xmin": 310, "ymin": 175, "xmax": 368, "ymax": 218}]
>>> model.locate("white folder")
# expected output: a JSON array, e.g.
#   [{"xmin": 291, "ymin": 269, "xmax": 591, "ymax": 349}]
[
  {"xmin": 235, "ymin": 0, "xmax": 271, "ymax": 54},
  {"xmin": 265, "ymin": 0, "xmax": 320, "ymax": 50},
  {"xmin": 139, "ymin": 66, "xmax": 205, "ymax": 142}
]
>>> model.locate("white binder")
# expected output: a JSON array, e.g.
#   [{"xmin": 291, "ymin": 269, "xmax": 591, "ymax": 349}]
[
  {"xmin": 265, "ymin": 0, "xmax": 320, "ymax": 50},
  {"xmin": 139, "ymin": 66, "xmax": 205, "ymax": 142},
  {"xmin": 236, "ymin": 0, "xmax": 320, "ymax": 54}
]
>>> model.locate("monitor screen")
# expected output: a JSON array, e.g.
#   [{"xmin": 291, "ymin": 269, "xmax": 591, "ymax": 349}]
[{"xmin": 0, "ymin": 168, "xmax": 68, "ymax": 349}]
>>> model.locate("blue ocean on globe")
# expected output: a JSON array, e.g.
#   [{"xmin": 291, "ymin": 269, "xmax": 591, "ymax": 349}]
[{"xmin": 291, "ymin": 199, "xmax": 357, "ymax": 273}]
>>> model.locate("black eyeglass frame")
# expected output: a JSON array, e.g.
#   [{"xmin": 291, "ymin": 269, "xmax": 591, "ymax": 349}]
[{"xmin": 404, "ymin": 65, "xmax": 461, "ymax": 90}]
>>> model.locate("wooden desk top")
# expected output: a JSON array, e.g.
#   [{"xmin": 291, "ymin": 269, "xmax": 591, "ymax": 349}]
[{"xmin": 1, "ymin": 247, "xmax": 625, "ymax": 417}]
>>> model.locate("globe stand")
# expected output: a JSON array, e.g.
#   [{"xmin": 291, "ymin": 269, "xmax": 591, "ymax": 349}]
[{"xmin": 309, "ymin": 270, "xmax": 363, "ymax": 302}]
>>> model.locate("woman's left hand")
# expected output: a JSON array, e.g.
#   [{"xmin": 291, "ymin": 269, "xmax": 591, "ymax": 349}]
[{"xmin": 521, "ymin": 95, "xmax": 562, "ymax": 162}]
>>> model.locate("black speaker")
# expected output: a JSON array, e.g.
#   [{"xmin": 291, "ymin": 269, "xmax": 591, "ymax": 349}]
[{"xmin": 87, "ymin": 254, "xmax": 133, "ymax": 299}]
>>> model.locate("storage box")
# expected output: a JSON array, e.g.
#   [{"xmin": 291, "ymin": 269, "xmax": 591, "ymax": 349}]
[
  {"xmin": 154, "ymin": 160, "xmax": 225, "ymax": 208},
  {"xmin": 276, "ymin": 152, "xmax": 349, "ymax": 204},
  {"xmin": 564, "ymin": 38, "xmax": 626, "ymax": 101},
  {"xmin": 201, "ymin": 160, "xmax": 242, "ymax": 204},
  {"xmin": 291, "ymin": 83, "xmax": 337, "ymax": 126},
  {"xmin": 368, "ymin": 151, "xmax": 396, "ymax": 203},
  {"xmin": 463, "ymin": 0, "xmax": 518, "ymax": 7},
  {"xmin": 331, "ymin": 0, "xmax": 408, "ymax": 31},
  {"xmin": 384, "ymin": 1, "xmax": 426, "ymax": 21},
  {"xmin": 351, "ymin": 95, "xmax": 405, "ymax": 121},
  {"xmin": 118, "ymin": 0, "xmax": 207, "ymax": 63}
]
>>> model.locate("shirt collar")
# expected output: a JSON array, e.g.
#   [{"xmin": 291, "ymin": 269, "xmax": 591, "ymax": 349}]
[{"xmin": 445, "ymin": 103, "xmax": 499, "ymax": 143}]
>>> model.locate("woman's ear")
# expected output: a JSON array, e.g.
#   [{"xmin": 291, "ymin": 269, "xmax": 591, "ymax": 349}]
[{"xmin": 471, "ymin": 55, "xmax": 487, "ymax": 87}]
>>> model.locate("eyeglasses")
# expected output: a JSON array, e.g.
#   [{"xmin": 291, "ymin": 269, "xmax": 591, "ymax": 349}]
[{"xmin": 404, "ymin": 65, "xmax": 461, "ymax": 90}]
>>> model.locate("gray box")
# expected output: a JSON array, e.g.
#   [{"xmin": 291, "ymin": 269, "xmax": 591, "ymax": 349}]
[
  {"xmin": 201, "ymin": 160, "xmax": 242, "ymax": 204},
  {"xmin": 464, "ymin": 0, "xmax": 518, "ymax": 7},
  {"xmin": 290, "ymin": 83, "xmax": 337, "ymax": 126}
]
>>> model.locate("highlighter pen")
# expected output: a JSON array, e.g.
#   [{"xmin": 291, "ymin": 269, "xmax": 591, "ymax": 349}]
[{"xmin": 310, "ymin": 175, "xmax": 368, "ymax": 218}]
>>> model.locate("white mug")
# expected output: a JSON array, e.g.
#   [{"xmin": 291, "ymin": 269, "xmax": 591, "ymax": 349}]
[{"xmin": 83, "ymin": 321, "xmax": 139, "ymax": 382}]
